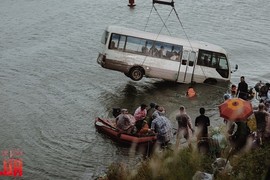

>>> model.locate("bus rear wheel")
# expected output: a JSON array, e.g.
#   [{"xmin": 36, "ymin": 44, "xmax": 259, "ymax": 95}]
[{"xmin": 129, "ymin": 67, "xmax": 144, "ymax": 81}]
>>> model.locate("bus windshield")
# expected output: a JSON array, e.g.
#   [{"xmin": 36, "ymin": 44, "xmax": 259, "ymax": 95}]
[{"xmin": 101, "ymin": 31, "xmax": 109, "ymax": 45}]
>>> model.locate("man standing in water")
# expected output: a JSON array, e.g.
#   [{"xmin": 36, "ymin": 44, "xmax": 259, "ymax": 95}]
[
  {"xmin": 195, "ymin": 107, "xmax": 210, "ymax": 141},
  {"xmin": 237, "ymin": 76, "xmax": 249, "ymax": 100},
  {"xmin": 176, "ymin": 106, "xmax": 194, "ymax": 144},
  {"xmin": 150, "ymin": 107, "xmax": 173, "ymax": 148},
  {"xmin": 254, "ymin": 103, "xmax": 269, "ymax": 145}
]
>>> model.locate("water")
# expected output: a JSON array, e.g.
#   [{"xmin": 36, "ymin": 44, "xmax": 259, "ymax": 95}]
[{"xmin": 0, "ymin": 0, "xmax": 269, "ymax": 179}]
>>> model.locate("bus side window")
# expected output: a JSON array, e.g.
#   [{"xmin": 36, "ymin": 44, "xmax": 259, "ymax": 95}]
[
  {"xmin": 197, "ymin": 56, "xmax": 203, "ymax": 65},
  {"xmin": 110, "ymin": 33, "xmax": 120, "ymax": 49},
  {"xmin": 203, "ymin": 55, "xmax": 209, "ymax": 66},
  {"xmin": 188, "ymin": 51, "xmax": 196, "ymax": 66},
  {"xmin": 212, "ymin": 54, "xmax": 219, "ymax": 68},
  {"xmin": 141, "ymin": 41, "xmax": 149, "ymax": 55},
  {"xmin": 110, "ymin": 41, "xmax": 116, "ymax": 49}
]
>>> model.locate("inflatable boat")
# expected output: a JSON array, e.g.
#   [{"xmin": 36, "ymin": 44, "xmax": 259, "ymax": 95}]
[{"xmin": 95, "ymin": 117, "xmax": 156, "ymax": 146}]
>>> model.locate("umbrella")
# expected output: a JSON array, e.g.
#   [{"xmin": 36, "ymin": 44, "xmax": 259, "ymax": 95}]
[{"xmin": 218, "ymin": 98, "xmax": 253, "ymax": 121}]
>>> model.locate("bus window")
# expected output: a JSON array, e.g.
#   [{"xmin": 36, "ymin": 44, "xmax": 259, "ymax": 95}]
[
  {"xmin": 217, "ymin": 55, "xmax": 229, "ymax": 78},
  {"xmin": 110, "ymin": 34, "xmax": 120, "ymax": 49},
  {"xmin": 143, "ymin": 40, "xmax": 153, "ymax": 55},
  {"xmin": 149, "ymin": 43, "xmax": 158, "ymax": 57},
  {"xmin": 197, "ymin": 54, "xmax": 203, "ymax": 65},
  {"xmin": 174, "ymin": 46, "xmax": 183, "ymax": 60},
  {"xmin": 153, "ymin": 42, "xmax": 163, "ymax": 58},
  {"xmin": 212, "ymin": 53, "xmax": 219, "ymax": 68},
  {"xmin": 118, "ymin": 35, "xmax": 126, "ymax": 50},
  {"xmin": 219, "ymin": 55, "xmax": 229, "ymax": 70},
  {"xmin": 188, "ymin": 51, "xmax": 196, "ymax": 66},
  {"xmin": 160, "ymin": 43, "xmax": 171, "ymax": 58},
  {"xmin": 141, "ymin": 40, "xmax": 149, "ymax": 54},
  {"xmin": 182, "ymin": 50, "xmax": 189, "ymax": 61},
  {"xmin": 101, "ymin": 31, "xmax": 109, "ymax": 45},
  {"xmin": 198, "ymin": 50, "xmax": 212, "ymax": 67},
  {"xmin": 126, "ymin": 36, "xmax": 144, "ymax": 53}
]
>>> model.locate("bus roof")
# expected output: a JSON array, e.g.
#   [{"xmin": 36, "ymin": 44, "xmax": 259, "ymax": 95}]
[{"xmin": 106, "ymin": 25, "xmax": 228, "ymax": 55}]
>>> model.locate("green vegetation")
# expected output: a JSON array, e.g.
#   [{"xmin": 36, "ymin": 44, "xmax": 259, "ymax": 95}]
[{"xmin": 98, "ymin": 141, "xmax": 270, "ymax": 180}]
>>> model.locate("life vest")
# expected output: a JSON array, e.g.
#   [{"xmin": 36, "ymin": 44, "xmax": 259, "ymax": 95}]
[{"xmin": 187, "ymin": 88, "xmax": 196, "ymax": 98}]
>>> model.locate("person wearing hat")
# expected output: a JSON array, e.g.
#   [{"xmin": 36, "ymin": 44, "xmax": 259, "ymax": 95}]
[
  {"xmin": 116, "ymin": 109, "xmax": 134, "ymax": 133},
  {"xmin": 134, "ymin": 103, "xmax": 148, "ymax": 131}
]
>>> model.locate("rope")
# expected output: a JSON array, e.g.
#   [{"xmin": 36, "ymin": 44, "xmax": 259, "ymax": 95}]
[
  {"xmin": 140, "ymin": 6, "xmax": 154, "ymax": 66},
  {"xmin": 141, "ymin": 0, "xmax": 203, "ymax": 84},
  {"xmin": 153, "ymin": 4, "xmax": 173, "ymax": 36},
  {"xmin": 141, "ymin": 2, "xmax": 174, "ymax": 66},
  {"xmin": 172, "ymin": 7, "xmax": 198, "ymax": 83},
  {"xmin": 144, "ymin": 6, "xmax": 154, "ymax": 31},
  {"xmin": 172, "ymin": 7, "xmax": 193, "ymax": 51}
]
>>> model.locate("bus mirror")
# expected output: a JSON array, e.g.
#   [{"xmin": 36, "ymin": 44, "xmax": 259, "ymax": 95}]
[{"xmin": 231, "ymin": 64, "xmax": 238, "ymax": 73}]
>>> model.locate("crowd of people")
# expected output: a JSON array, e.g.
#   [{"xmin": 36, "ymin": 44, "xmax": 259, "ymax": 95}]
[
  {"xmin": 114, "ymin": 102, "xmax": 212, "ymax": 150},
  {"xmin": 224, "ymin": 76, "xmax": 270, "ymax": 151},
  {"xmin": 114, "ymin": 76, "xmax": 270, "ymax": 153}
]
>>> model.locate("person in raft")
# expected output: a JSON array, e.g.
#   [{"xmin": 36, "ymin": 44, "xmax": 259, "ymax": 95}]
[
  {"xmin": 116, "ymin": 109, "xmax": 135, "ymax": 133},
  {"xmin": 134, "ymin": 103, "xmax": 148, "ymax": 131}
]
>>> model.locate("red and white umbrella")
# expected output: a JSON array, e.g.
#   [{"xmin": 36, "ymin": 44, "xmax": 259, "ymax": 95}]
[{"xmin": 218, "ymin": 98, "xmax": 253, "ymax": 121}]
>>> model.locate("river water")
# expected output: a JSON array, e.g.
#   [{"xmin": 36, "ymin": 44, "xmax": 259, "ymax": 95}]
[{"xmin": 0, "ymin": 0, "xmax": 269, "ymax": 179}]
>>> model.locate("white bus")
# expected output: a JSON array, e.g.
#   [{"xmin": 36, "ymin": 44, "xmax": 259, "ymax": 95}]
[{"xmin": 97, "ymin": 25, "xmax": 235, "ymax": 84}]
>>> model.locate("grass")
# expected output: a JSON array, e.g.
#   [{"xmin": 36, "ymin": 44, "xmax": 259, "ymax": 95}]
[{"xmin": 98, "ymin": 131, "xmax": 270, "ymax": 180}]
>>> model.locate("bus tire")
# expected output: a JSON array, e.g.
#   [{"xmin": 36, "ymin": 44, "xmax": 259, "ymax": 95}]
[
  {"xmin": 129, "ymin": 67, "xmax": 144, "ymax": 81},
  {"xmin": 204, "ymin": 78, "xmax": 217, "ymax": 85}
]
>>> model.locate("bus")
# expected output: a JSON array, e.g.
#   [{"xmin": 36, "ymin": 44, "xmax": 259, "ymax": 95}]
[{"xmin": 97, "ymin": 25, "xmax": 235, "ymax": 84}]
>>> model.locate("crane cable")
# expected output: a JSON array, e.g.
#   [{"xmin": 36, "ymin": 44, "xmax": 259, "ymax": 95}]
[
  {"xmin": 143, "ymin": 1, "xmax": 206, "ymax": 83},
  {"xmin": 144, "ymin": 5, "xmax": 154, "ymax": 31},
  {"xmin": 153, "ymin": 5, "xmax": 173, "ymax": 36},
  {"xmin": 141, "ymin": 2, "xmax": 174, "ymax": 66}
]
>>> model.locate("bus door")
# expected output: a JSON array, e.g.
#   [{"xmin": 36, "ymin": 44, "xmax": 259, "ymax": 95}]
[{"xmin": 177, "ymin": 50, "xmax": 196, "ymax": 83}]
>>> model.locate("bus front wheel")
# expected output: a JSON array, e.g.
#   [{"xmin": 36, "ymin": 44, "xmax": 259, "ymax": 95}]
[{"xmin": 129, "ymin": 67, "xmax": 144, "ymax": 81}]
